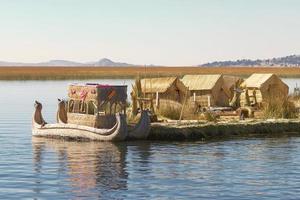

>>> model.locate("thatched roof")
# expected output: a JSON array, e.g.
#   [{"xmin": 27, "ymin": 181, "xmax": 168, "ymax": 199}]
[
  {"xmin": 181, "ymin": 74, "xmax": 222, "ymax": 90},
  {"xmin": 242, "ymin": 73, "xmax": 274, "ymax": 88},
  {"xmin": 141, "ymin": 77, "xmax": 177, "ymax": 93}
]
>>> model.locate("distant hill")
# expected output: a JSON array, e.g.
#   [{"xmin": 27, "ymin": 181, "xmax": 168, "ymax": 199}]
[
  {"xmin": 88, "ymin": 58, "xmax": 133, "ymax": 67},
  {"xmin": 37, "ymin": 60, "xmax": 83, "ymax": 66},
  {"xmin": 0, "ymin": 58, "xmax": 134, "ymax": 67},
  {"xmin": 200, "ymin": 55, "xmax": 300, "ymax": 67}
]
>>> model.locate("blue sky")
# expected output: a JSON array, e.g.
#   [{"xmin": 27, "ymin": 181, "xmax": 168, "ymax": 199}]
[{"xmin": 0, "ymin": 0, "xmax": 299, "ymax": 65}]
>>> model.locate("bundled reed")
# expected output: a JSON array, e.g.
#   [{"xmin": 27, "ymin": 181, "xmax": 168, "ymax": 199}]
[
  {"xmin": 157, "ymin": 99, "xmax": 182, "ymax": 120},
  {"xmin": 262, "ymin": 95, "xmax": 297, "ymax": 119}
]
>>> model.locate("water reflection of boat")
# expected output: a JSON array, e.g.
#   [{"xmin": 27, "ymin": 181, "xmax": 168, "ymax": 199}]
[
  {"xmin": 32, "ymin": 83, "xmax": 151, "ymax": 141},
  {"xmin": 32, "ymin": 137, "xmax": 128, "ymax": 194}
]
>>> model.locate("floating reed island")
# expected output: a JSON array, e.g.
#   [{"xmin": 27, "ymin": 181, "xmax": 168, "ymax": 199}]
[
  {"xmin": 149, "ymin": 119, "xmax": 300, "ymax": 141},
  {"xmin": 32, "ymin": 73, "xmax": 300, "ymax": 141},
  {"xmin": 130, "ymin": 73, "xmax": 300, "ymax": 141}
]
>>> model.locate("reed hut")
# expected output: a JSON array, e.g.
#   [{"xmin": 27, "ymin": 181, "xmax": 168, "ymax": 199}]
[
  {"xmin": 181, "ymin": 74, "xmax": 230, "ymax": 107},
  {"xmin": 139, "ymin": 77, "xmax": 187, "ymax": 103},
  {"xmin": 240, "ymin": 73, "xmax": 289, "ymax": 107},
  {"xmin": 131, "ymin": 77, "xmax": 188, "ymax": 119}
]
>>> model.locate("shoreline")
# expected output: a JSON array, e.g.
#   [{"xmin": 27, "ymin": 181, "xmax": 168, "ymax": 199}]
[
  {"xmin": 148, "ymin": 119, "xmax": 300, "ymax": 141},
  {"xmin": 1, "ymin": 66, "xmax": 300, "ymax": 80}
]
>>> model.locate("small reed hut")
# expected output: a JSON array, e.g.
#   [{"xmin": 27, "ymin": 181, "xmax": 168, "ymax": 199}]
[
  {"xmin": 240, "ymin": 73, "xmax": 289, "ymax": 107},
  {"xmin": 140, "ymin": 76, "xmax": 187, "ymax": 103},
  {"xmin": 131, "ymin": 77, "xmax": 188, "ymax": 116},
  {"xmin": 181, "ymin": 74, "xmax": 230, "ymax": 107}
]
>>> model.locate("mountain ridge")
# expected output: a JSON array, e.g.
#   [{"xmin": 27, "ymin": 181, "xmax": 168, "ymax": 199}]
[
  {"xmin": 200, "ymin": 55, "xmax": 300, "ymax": 67},
  {"xmin": 1, "ymin": 55, "xmax": 300, "ymax": 67},
  {"xmin": 0, "ymin": 58, "xmax": 134, "ymax": 67}
]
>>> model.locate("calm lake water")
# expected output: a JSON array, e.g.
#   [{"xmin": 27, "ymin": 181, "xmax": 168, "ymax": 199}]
[{"xmin": 0, "ymin": 78, "xmax": 300, "ymax": 199}]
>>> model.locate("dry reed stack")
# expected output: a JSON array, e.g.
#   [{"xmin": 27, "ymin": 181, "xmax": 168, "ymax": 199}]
[{"xmin": 222, "ymin": 75, "xmax": 244, "ymax": 100}]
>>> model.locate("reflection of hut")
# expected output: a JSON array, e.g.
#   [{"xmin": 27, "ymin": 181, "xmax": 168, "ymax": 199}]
[
  {"xmin": 140, "ymin": 77, "xmax": 187, "ymax": 103},
  {"xmin": 68, "ymin": 83, "xmax": 127, "ymax": 128},
  {"xmin": 181, "ymin": 74, "xmax": 230, "ymax": 107},
  {"xmin": 240, "ymin": 73, "xmax": 289, "ymax": 107}
]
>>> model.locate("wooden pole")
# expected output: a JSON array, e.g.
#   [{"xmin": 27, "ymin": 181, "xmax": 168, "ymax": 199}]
[
  {"xmin": 156, "ymin": 91, "xmax": 159, "ymax": 108},
  {"xmin": 178, "ymin": 87, "xmax": 189, "ymax": 123},
  {"xmin": 135, "ymin": 78, "xmax": 143, "ymax": 110}
]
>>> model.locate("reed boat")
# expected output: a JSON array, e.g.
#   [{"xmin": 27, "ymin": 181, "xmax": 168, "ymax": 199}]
[
  {"xmin": 32, "ymin": 83, "xmax": 151, "ymax": 141},
  {"xmin": 32, "ymin": 101, "xmax": 128, "ymax": 141}
]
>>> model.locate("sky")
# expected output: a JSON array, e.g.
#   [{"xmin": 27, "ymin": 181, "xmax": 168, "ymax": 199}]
[{"xmin": 0, "ymin": 0, "xmax": 300, "ymax": 66}]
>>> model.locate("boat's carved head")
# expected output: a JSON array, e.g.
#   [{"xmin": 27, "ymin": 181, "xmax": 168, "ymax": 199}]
[
  {"xmin": 34, "ymin": 100, "xmax": 42, "ymax": 110},
  {"xmin": 58, "ymin": 98, "xmax": 67, "ymax": 109}
]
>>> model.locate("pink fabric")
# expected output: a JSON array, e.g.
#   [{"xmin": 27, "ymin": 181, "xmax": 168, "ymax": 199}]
[
  {"xmin": 80, "ymin": 90, "xmax": 88, "ymax": 101},
  {"xmin": 96, "ymin": 84, "xmax": 112, "ymax": 88}
]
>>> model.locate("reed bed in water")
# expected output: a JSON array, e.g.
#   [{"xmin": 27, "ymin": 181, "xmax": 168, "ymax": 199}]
[{"xmin": 1, "ymin": 66, "xmax": 300, "ymax": 80}]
